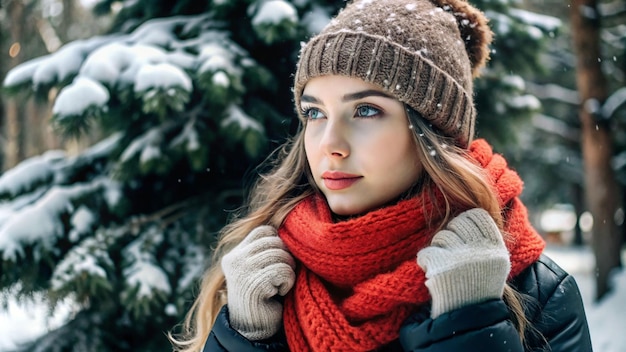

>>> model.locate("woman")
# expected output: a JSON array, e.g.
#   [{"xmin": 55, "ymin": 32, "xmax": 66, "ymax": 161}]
[{"xmin": 172, "ymin": 0, "xmax": 592, "ymax": 351}]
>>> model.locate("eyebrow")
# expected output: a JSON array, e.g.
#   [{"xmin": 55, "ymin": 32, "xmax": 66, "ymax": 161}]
[{"xmin": 300, "ymin": 89, "xmax": 394, "ymax": 104}]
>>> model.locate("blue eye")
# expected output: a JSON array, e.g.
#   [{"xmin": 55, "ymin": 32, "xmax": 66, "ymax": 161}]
[
  {"xmin": 301, "ymin": 107, "xmax": 326, "ymax": 120},
  {"xmin": 356, "ymin": 105, "xmax": 381, "ymax": 118}
]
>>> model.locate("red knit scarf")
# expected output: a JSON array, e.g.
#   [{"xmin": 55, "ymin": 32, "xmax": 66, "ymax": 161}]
[{"xmin": 278, "ymin": 139, "xmax": 546, "ymax": 351}]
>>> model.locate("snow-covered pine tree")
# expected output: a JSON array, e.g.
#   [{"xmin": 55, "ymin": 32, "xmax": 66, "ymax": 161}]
[
  {"xmin": 505, "ymin": 0, "xmax": 626, "ymax": 216},
  {"xmin": 0, "ymin": 0, "xmax": 557, "ymax": 350}
]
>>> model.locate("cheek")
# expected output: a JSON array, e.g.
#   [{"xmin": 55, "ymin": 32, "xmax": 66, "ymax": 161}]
[
  {"xmin": 366, "ymin": 132, "xmax": 415, "ymax": 168},
  {"xmin": 303, "ymin": 130, "xmax": 320, "ymax": 170},
  {"xmin": 303, "ymin": 131, "xmax": 314, "ymax": 159},
  {"xmin": 372, "ymin": 135, "xmax": 422, "ymax": 189}
]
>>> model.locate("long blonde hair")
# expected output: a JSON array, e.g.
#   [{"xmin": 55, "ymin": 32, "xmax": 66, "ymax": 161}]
[{"xmin": 170, "ymin": 107, "xmax": 530, "ymax": 351}]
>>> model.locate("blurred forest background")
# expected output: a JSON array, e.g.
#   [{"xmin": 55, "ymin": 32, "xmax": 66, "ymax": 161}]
[{"xmin": 0, "ymin": 0, "xmax": 624, "ymax": 350}]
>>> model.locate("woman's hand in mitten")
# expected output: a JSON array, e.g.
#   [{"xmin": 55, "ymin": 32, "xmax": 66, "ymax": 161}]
[
  {"xmin": 417, "ymin": 208, "xmax": 511, "ymax": 318},
  {"xmin": 221, "ymin": 225, "xmax": 296, "ymax": 340}
]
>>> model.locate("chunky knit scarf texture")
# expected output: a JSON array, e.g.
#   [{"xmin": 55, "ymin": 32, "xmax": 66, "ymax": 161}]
[{"xmin": 278, "ymin": 139, "xmax": 545, "ymax": 351}]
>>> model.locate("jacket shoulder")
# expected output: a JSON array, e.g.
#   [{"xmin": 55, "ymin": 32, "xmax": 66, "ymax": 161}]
[
  {"xmin": 510, "ymin": 253, "xmax": 571, "ymax": 307},
  {"xmin": 511, "ymin": 253, "xmax": 593, "ymax": 351}
]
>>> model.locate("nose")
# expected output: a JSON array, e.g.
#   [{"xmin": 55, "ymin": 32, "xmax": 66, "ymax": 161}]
[{"xmin": 320, "ymin": 118, "xmax": 350, "ymax": 158}]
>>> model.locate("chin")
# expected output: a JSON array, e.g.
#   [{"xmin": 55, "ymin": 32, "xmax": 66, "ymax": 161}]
[
  {"xmin": 326, "ymin": 198, "xmax": 373, "ymax": 218},
  {"xmin": 326, "ymin": 193, "xmax": 407, "ymax": 218},
  {"xmin": 331, "ymin": 207, "xmax": 360, "ymax": 217}
]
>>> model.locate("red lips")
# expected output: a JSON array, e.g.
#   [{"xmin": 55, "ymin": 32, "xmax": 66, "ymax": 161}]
[{"xmin": 321, "ymin": 171, "xmax": 362, "ymax": 190}]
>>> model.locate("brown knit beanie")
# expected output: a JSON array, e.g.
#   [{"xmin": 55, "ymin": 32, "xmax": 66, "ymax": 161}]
[{"xmin": 294, "ymin": 0, "xmax": 493, "ymax": 148}]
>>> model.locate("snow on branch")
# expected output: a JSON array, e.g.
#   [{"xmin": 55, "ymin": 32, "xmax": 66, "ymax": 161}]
[
  {"xmin": 50, "ymin": 234, "xmax": 114, "ymax": 295},
  {"xmin": 599, "ymin": 0, "xmax": 626, "ymax": 18},
  {"xmin": 508, "ymin": 9, "xmax": 561, "ymax": 32},
  {"xmin": 221, "ymin": 104, "xmax": 264, "ymax": 133},
  {"xmin": 601, "ymin": 26, "xmax": 626, "ymax": 50},
  {"xmin": 2, "ymin": 36, "xmax": 114, "ymax": 89},
  {"xmin": 300, "ymin": 5, "xmax": 332, "ymax": 34},
  {"xmin": 0, "ymin": 181, "xmax": 104, "ymax": 261},
  {"xmin": 198, "ymin": 43, "xmax": 241, "ymax": 77},
  {"xmin": 251, "ymin": 0, "xmax": 298, "ymax": 26},
  {"xmin": 79, "ymin": 43, "xmax": 169, "ymax": 87},
  {"xmin": 134, "ymin": 63, "xmax": 192, "ymax": 93},
  {"xmin": 3, "ymin": 13, "xmax": 257, "ymax": 124},
  {"xmin": 170, "ymin": 119, "xmax": 201, "ymax": 152},
  {"xmin": 124, "ymin": 243, "xmax": 171, "ymax": 299},
  {"xmin": 532, "ymin": 114, "xmax": 580, "ymax": 142},
  {"xmin": 0, "ymin": 133, "xmax": 122, "ymax": 202},
  {"xmin": 602, "ymin": 87, "xmax": 626, "ymax": 119},
  {"xmin": 0, "ymin": 151, "xmax": 66, "ymax": 199},
  {"xmin": 249, "ymin": 0, "xmax": 299, "ymax": 44},
  {"xmin": 121, "ymin": 226, "xmax": 171, "ymax": 318},
  {"xmin": 120, "ymin": 126, "xmax": 166, "ymax": 164},
  {"xmin": 526, "ymin": 82, "xmax": 580, "ymax": 105},
  {"xmin": 505, "ymin": 94, "xmax": 540, "ymax": 111},
  {"xmin": 485, "ymin": 8, "xmax": 560, "ymax": 41},
  {"xmin": 53, "ymin": 77, "xmax": 110, "ymax": 117},
  {"xmin": 69, "ymin": 206, "xmax": 98, "ymax": 243}
]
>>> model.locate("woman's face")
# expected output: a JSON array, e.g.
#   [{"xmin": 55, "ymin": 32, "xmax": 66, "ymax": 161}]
[{"xmin": 302, "ymin": 75, "xmax": 423, "ymax": 216}]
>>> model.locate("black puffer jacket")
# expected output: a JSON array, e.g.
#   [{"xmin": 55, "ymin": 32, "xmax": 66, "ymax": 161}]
[{"xmin": 203, "ymin": 254, "xmax": 592, "ymax": 351}]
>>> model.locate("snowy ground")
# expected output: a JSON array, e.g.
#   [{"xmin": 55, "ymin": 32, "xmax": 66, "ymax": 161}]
[{"xmin": 0, "ymin": 245, "xmax": 624, "ymax": 351}]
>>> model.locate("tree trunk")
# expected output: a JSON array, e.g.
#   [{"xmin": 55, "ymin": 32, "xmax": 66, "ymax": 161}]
[
  {"xmin": 570, "ymin": 0, "xmax": 624, "ymax": 301},
  {"xmin": 3, "ymin": 100, "xmax": 24, "ymax": 170},
  {"xmin": 571, "ymin": 183, "xmax": 585, "ymax": 246},
  {"xmin": 2, "ymin": 1, "xmax": 64, "ymax": 171},
  {"xmin": 61, "ymin": 0, "xmax": 76, "ymax": 42},
  {"xmin": 3, "ymin": 0, "xmax": 27, "ymax": 170}
]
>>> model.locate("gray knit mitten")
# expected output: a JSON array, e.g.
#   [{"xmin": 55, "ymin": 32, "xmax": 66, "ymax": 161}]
[
  {"xmin": 417, "ymin": 208, "xmax": 511, "ymax": 318},
  {"xmin": 221, "ymin": 225, "xmax": 296, "ymax": 340}
]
